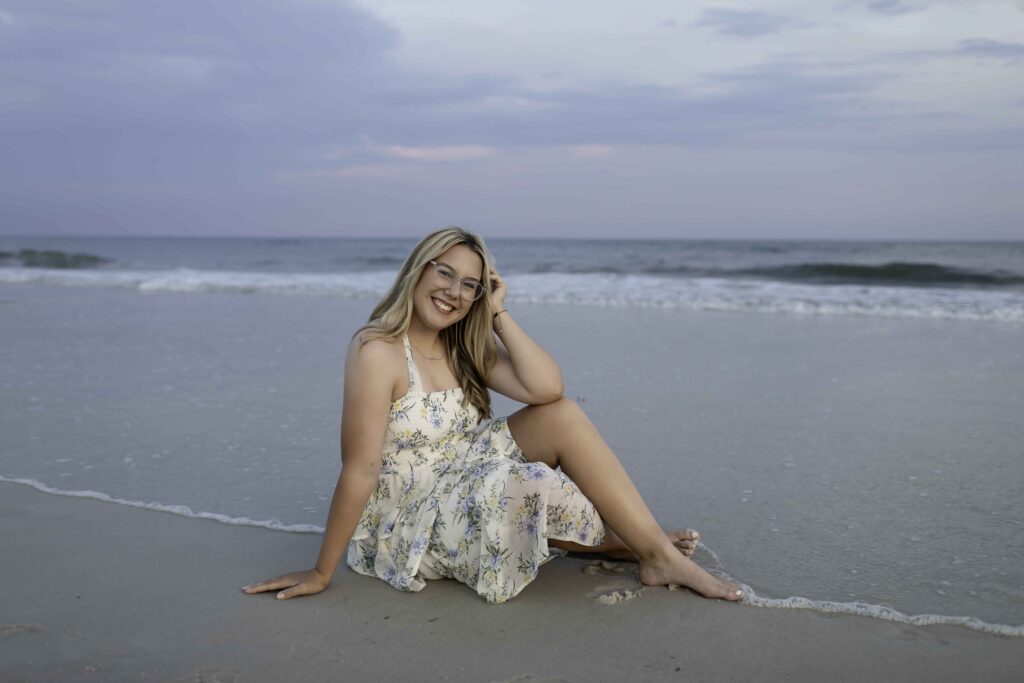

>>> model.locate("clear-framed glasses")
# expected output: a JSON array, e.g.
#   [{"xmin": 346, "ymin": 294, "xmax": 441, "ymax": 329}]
[{"xmin": 429, "ymin": 260, "xmax": 486, "ymax": 301}]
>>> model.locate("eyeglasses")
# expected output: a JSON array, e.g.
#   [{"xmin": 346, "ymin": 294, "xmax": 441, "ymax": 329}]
[{"xmin": 428, "ymin": 260, "xmax": 486, "ymax": 301}]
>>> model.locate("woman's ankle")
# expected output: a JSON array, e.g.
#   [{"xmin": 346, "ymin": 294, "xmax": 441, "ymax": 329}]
[{"xmin": 634, "ymin": 538, "xmax": 679, "ymax": 565}]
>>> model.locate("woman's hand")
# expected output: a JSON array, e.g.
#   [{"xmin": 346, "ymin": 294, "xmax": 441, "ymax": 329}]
[
  {"xmin": 488, "ymin": 267, "xmax": 507, "ymax": 310},
  {"xmin": 241, "ymin": 568, "xmax": 329, "ymax": 600}
]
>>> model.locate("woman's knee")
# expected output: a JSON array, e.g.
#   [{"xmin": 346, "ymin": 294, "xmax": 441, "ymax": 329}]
[
  {"xmin": 513, "ymin": 397, "xmax": 589, "ymax": 444},
  {"xmin": 538, "ymin": 395, "xmax": 588, "ymax": 426}
]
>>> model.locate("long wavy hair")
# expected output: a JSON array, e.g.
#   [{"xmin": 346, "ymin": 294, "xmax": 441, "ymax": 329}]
[{"xmin": 357, "ymin": 227, "xmax": 497, "ymax": 418}]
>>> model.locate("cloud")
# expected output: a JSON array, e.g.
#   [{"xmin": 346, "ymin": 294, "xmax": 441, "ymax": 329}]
[
  {"xmin": 0, "ymin": 0, "xmax": 402, "ymax": 183},
  {"xmin": 2, "ymin": 0, "xmax": 1021, "ymax": 210},
  {"xmin": 864, "ymin": 0, "xmax": 927, "ymax": 15},
  {"xmin": 0, "ymin": 0, "xmax": 1019, "ymax": 240},
  {"xmin": 2, "ymin": 0, "xmax": 902, "ymax": 191},
  {"xmin": 376, "ymin": 144, "xmax": 497, "ymax": 162},
  {"xmin": 957, "ymin": 38, "xmax": 1024, "ymax": 61},
  {"xmin": 896, "ymin": 36, "xmax": 1024, "ymax": 66},
  {"xmin": 696, "ymin": 9, "xmax": 802, "ymax": 37},
  {"xmin": 499, "ymin": 62, "xmax": 886, "ymax": 150},
  {"xmin": 568, "ymin": 144, "xmax": 614, "ymax": 158}
]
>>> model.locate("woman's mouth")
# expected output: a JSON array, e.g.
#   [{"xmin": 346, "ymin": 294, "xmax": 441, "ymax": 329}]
[{"xmin": 432, "ymin": 297, "xmax": 455, "ymax": 314}]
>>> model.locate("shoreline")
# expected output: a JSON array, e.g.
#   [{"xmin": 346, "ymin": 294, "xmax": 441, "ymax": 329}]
[
  {"xmin": 2, "ymin": 481, "xmax": 1023, "ymax": 682},
  {"xmin": 3, "ymin": 475, "xmax": 1020, "ymax": 639}
]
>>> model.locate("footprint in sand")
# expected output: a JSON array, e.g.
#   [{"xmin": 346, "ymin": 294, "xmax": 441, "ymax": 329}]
[
  {"xmin": 192, "ymin": 668, "xmax": 242, "ymax": 683},
  {"xmin": 492, "ymin": 676, "xmax": 575, "ymax": 683},
  {"xmin": 595, "ymin": 588, "xmax": 645, "ymax": 605},
  {"xmin": 0, "ymin": 623, "xmax": 44, "ymax": 637},
  {"xmin": 582, "ymin": 560, "xmax": 647, "ymax": 604},
  {"xmin": 582, "ymin": 559, "xmax": 635, "ymax": 576}
]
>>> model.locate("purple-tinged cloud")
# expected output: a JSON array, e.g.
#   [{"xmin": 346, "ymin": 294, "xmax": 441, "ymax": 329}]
[
  {"xmin": 696, "ymin": 9, "xmax": 801, "ymax": 37},
  {"xmin": 865, "ymin": 0, "xmax": 927, "ymax": 15},
  {"xmin": 958, "ymin": 38, "xmax": 1024, "ymax": 61},
  {"xmin": 2, "ymin": 0, "xmax": 928, "ymax": 191}
]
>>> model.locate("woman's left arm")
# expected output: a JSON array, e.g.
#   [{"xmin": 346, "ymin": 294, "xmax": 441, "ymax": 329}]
[{"xmin": 485, "ymin": 268, "xmax": 564, "ymax": 405}]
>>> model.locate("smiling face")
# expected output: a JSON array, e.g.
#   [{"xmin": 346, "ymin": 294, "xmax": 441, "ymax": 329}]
[{"xmin": 411, "ymin": 243, "xmax": 485, "ymax": 332}]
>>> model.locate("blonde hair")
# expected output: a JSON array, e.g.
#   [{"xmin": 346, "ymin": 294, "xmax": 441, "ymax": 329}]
[{"xmin": 358, "ymin": 227, "xmax": 497, "ymax": 418}]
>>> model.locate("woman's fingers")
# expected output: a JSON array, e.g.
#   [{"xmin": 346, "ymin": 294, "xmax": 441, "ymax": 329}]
[
  {"xmin": 488, "ymin": 268, "xmax": 508, "ymax": 308},
  {"xmin": 276, "ymin": 581, "xmax": 313, "ymax": 600},
  {"xmin": 241, "ymin": 574, "xmax": 295, "ymax": 594},
  {"xmin": 242, "ymin": 569, "xmax": 328, "ymax": 600}
]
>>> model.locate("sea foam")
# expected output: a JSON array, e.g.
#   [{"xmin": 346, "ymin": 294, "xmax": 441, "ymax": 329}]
[
  {"xmin": 2, "ymin": 266, "xmax": 1022, "ymax": 323},
  {"xmin": 0, "ymin": 474, "xmax": 323, "ymax": 534},
  {"xmin": 693, "ymin": 543, "xmax": 1024, "ymax": 638}
]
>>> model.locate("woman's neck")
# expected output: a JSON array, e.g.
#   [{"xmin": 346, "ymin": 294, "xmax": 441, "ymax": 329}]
[{"xmin": 407, "ymin": 320, "xmax": 444, "ymax": 358}]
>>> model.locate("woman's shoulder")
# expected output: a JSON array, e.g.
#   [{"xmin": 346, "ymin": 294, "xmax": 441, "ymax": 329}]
[
  {"xmin": 342, "ymin": 330, "xmax": 409, "ymax": 407},
  {"xmin": 347, "ymin": 328, "xmax": 405, "ymax": 373}
]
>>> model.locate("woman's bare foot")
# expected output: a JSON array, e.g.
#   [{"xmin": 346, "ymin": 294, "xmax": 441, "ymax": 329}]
[
  {"xmin": 638, "ymin": 547, "xmax": 743, "ymax": 601},
  {"xmin": 604, "ymin": 529, "xmax": 700, "ymax": 561}
]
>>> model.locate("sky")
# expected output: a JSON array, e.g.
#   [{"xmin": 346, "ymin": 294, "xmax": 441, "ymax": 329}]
[{"xmin": 1, "ymin": 0, "xmax": 1022, "ymax": 239}]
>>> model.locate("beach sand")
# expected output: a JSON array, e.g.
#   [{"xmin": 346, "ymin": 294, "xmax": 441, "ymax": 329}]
[
  {"xmin": 2, "ymin": 283, "xmax": 1023, "ymax": 681},
  {"xmin": 2, "ymin": 481, "xmax": 1023, "ymax": 683}
]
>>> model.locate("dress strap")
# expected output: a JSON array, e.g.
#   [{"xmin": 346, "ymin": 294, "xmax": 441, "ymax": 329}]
[{"xmin": 401, "ymin": 333, "xmax": 424, "ymax": 394}]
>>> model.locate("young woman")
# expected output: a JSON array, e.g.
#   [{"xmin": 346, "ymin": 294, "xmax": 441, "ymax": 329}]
[{"xmin": 243, "ymin": 228, "xmax": 743, "ymax": 604}]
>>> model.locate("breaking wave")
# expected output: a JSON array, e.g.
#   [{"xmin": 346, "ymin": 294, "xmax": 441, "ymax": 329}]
[{"xmin": 1, "ymin": 266, "xmax": 1022, "ymax": 322}]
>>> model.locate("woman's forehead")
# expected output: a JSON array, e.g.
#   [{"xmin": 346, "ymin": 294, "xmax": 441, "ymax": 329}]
[{"xmin": 436, "ymin": 244, "xmax": 483, "ymax": 278}]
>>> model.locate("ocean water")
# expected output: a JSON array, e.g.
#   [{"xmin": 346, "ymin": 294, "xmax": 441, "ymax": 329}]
[
  {"xmin": 2, "ymin": 236, "xmax": 1023, "ymax": 322},
  {"xmin": 1, "ymin": 236, "xmax": 1023, "ymax": 636}
]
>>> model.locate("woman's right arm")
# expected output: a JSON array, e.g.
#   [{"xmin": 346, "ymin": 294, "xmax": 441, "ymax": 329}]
[{"xmin": 242, "ymin": 334, "xmax": 397, "ymax": 600}]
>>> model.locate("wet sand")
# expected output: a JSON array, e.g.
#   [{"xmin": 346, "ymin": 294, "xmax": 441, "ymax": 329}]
[{"xmin": 2, "ymin": 480, "xmax": 1022, "ymax": 682}]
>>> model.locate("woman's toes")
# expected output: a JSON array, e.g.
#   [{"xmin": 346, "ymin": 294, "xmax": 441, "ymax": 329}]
[
  {"xmin": 724, "ymin": 582, "xmax": 744, "ymax": 601},
  {"xmin": 669, "ymin": 529, "xmax": 700, "ymax": 543},
  {"xmin": 672, "ymin": 538, "xmax": 697, "ymax": 556}
]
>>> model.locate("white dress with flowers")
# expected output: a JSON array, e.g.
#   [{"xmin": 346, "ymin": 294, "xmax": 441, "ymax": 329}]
[{"xmin": 347, "ymin": 334, "xmax": 606, "ymax": 604}]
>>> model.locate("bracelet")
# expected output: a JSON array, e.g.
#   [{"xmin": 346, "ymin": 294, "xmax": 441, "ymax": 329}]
[{"xmin": 493, "ymin": 309, "xmax": 508, "ymax": 333}]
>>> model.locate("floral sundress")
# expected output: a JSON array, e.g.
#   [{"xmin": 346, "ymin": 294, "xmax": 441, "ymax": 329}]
[{"xmin": 347, "ymin": 334, "xmax": 606, "ymax": 603}]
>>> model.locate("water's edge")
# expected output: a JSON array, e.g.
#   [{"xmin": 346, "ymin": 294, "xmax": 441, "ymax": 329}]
[{"xmin": 4, "ymin": 475, "xmax": 1021, "ymax": 637}]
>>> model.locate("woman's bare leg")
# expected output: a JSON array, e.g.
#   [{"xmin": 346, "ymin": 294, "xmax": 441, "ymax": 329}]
[
  {"xmin": 549, "ymin": 526, "xmax": 700, "ymax": 560},
  {"xmin": 507, "ymin": 398, "xmax": 742, "ymax": 600}
]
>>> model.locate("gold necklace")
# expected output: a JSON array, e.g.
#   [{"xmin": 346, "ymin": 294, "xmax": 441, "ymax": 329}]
[{"xmin": 409, "ymin": 337, "xmax": 444, "ymax": 361}]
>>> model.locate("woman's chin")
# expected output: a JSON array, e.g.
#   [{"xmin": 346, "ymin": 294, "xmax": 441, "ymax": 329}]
[{"xmin": 415, "ymin": 310, "xmax": 459, "ymax": 331}]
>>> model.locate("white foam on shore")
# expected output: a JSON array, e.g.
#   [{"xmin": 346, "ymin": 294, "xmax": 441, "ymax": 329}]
[
  {"xmin": 4, "ymin": 475, "xmax": 1022, "ymax": 637},
  {"xmin": 2, "ymin": 266, "xmax": 1022, "ymax": 322},
  {"xmin": 738, "ymin": 590, "xmax": 1024, "ymax": 637},
  {"xmin": 0, "ymin": 475, "xmax": 325, "ymax": 535},
  {"xmin": 695, "ymin": 543, "xmax": 1024, "ymax": 638},
  {"xmin": 0, "ymin": 267, "xmax": 389, "ymax": 298}
]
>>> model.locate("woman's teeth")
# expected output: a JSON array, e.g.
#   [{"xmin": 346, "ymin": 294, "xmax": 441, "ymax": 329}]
[{"xmin": 432, "ymin": 297, "xmax": 454, "ymax": 313}]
